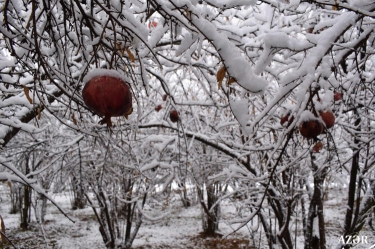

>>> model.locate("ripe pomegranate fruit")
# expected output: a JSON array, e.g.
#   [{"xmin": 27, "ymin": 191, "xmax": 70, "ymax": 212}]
[
  {"xmin": 170, "ymin": 110, "xmax": 179, "ymax": 123},
  {"xmin": 299, "ymin": 120, "xmax": 324, "ymax": 139},
  {"xmin": 280, "ymin": 114, "xmax": 294, "ymax": 127},
  {"xmin": 82, "ymin": 75, "xmax": 132, "ymax": 126},
  {"xmin": 334, "ymin": 91, "xmax": 343, "ymax": 101},
  {"xmin": 155, "ymin": 105, "xmax": 162, "ymax": 112},
  {"xmin": 319, "ymin": 110, "xmax": 335, "ymax": 129}
]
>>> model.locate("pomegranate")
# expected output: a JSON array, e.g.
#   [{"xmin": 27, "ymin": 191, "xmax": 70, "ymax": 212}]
[
  {"xmin": 280, "ymin": 114, "xmax": 294, "ymax": 127},
  {"xmin": 299, "ymin": 120, "xmax": 324, "ymax": 139},
  {"xmin": 155, "ymin": 105, "xmax": 162, "ymax": 112},
  {"xmin": 162, "ymin": 94, "xmax": 168, "ymax": 101},
  {"xmin": 170, "ymin": 110, "xmax": 179, "ymax": 123},
  {"xmin": 82, "ymin": 75, "xmax": 132, "ymax": 126},
  {"xmin": 319, "ymin": 110, "xmax": 335, "ymax": 129},
  {"xmin": 334, "ymin": 91, "xmax": 343, "ymax": 102}
]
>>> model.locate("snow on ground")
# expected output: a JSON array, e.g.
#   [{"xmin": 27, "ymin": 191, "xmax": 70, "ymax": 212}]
[
  {"xmin": 132, "ymin": 202, "xmax": 251, "ymax": 249},
  {"xmin": 0, "ymin": 191, "xmax": 103, "ymax": 249},
  {"xmin": 0, "ymin": 190, "xmax": 252, "ymax": 249},
  {"xmin": 0, "ymin": 187, "xmax": 374, "ymax": 248}
]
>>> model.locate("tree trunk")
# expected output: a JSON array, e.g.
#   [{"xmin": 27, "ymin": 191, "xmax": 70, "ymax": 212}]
[
  {"xmin": 71, "ymin": 175, "xmax": 86, "ymax": 210},
  {"xmin": 40, "ymin": 193, "xmax": 47, "ymax": 223},
  {"xmin": 199, "ymin": 183, "xmax": 220, "ymax": 236},
  {"xmin": 181, "ymin": 185, "xmax": 191, "ymax": 208},
  {"xmin": 124, "ymin": 178, "xmax": 133, "ymax": 245},
  {"xmin": 259, "ymin": 211, "xmax": 277, "ymax": 248},
  {"xmin": 304, "ymin": 154, "xmax": 327, "ymax": 249},
  {"xmin": 9, "ymin": 185, "xmax": 20, "ymax": 214},
  {"xmin": 20, "ymin": 185, "xmax": 30, "ymax": 231},
  {"xmin": 341, "ymin": 114, "xmax": 363, "ymax": 248},
  {"xmin": 206, "ymin": 184, "xmax": 219, "ymax": 235}
]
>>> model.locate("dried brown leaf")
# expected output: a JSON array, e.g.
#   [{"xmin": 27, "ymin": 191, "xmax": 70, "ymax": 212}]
[
  {"xmin": 72, "ymin": 113, "xmax": 78, "ymax": 125},
  {"xmin": 228, "ymin": 77, "xmax": 236, "ymax": 85},
  {"xmin": 216, "ymin": 66, "xmax": 226, "ymax": 89},
  {"xmin": 126, "ymin": 47, "xmax": 135, "ymax": 62},
  {"xmin": 37, "ymin": 105, "xmax": 42, "ymax": 120},
  {"xmin": 184, "ymin": 8, "xmax": 191, "ymax": 19},
  {"xmin": 313, "ymin": 141, "xmax": 323, "ymax": 153},
  {"xmin": 117, "ymin": 42, "xmax": 125, "ymax": 56},
  {"xmin": 332, "ymin": 0, "xmax": 338, "ymax": 10},
  {"xmin": 23, "ymin": 86, "xmax": 32, "ymax": 104},
  {"xmin": 218, "ymin": 81, "xmax": 222, "ymax": 90}
]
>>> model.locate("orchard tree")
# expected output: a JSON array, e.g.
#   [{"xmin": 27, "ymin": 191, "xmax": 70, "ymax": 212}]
[{"xmin": 1, "ymin": 0, "xmax": 375, "ymax": 249}]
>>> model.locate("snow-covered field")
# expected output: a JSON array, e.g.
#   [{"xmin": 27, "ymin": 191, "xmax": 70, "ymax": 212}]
[
  {"xmin": 1, "ymin": 189, "xmax": 374, "ymax": 249},
  {"xmin": 0, "ymin": 191, "xmax": 253, "ymax": 249}
]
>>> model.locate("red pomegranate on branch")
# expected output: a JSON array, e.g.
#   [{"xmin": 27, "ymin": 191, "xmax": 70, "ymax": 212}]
[
  {"xmin": 280, "ymin": 113, "xmax": 294, "ymax": 128},
  {"xmin": 170, "ymin": 109, "xmax": 179, "ymax": 123},
  {"xmin": 298, "ymin": 111, "xmax": 324, "ymax": 139},
  {"xmin": 82, "ymin": 70, "xmax": 132, "ymax": 126},
  {"xmin": 299, "ymin": 120, "xmax": 324, "ymax": 139},
  {"xmin": 319, "ymin": 110, "xmax": 335, "ymax": 129},
  {"xmin": 334, "ymin": 91, "xmax": 343, "ymax": 102},
  {"xmin": 155, "ymin": 105, "xmax": 162, "ymax": 112}
]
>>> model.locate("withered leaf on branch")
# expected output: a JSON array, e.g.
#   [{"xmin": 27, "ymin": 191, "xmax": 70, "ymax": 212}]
[
  {"xmin": 313, "ymin": 141, "xmax": 323, "ymax": 153},
  {"xmin": 217, "ymin": 65, "xmax": 226, "ymax": 89},
  {"xmin": 332, "ymin": 0, "xmax": 338, "ymax": 10},
  {"xmin": 23, "ymin": 86, "xmax": 32, "ymax": 104},
  {"xmin": 117, "ymin": 42, "xmax": 125, "ymax": 56},
  {"xmin": 71, "ymin": 113, "xmax": 78, "ymax": 125},
  {"xmin": 228, "ymin": 77, "xmax": 236, "ymax": 85},
  {"xmin": 37, "ymin": 105, "xmax": 42, "ymax": 120},
  {"xmin": 126, "ymin": 47, "xmax": 135, "ymax": 62}
]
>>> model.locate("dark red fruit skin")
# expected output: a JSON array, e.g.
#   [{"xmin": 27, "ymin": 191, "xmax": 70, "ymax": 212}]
[
  {"xmin": 334, "ymin": 91, "xmax": 343, "ymax": 101},
  {"xmin": 162, "ymin": 94, "xmax": 168, "ymax": 101},
  {"xmin": 299, "ymin": 120, "xmax": 324, "ymax": 139},
  {"xmin": 170, "ymin": 110, "xmax": 179, "ymax": 123},
  {"xmin": 319, "ymin": 110, "xmax": 335, "ymax": 129},
  {"xmin": 82, "ymin": 76, "xmax": 132, "ymax": 118},
  {"xmin": 280, "ymin": 114, "xmax": 294, "ymax": 127},
  {"xmin": 155, "ymin": 105, "xmax": 162, "ymax": 112}
]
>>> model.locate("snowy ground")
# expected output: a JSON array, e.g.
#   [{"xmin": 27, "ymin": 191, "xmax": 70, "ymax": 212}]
[
  {"xmin": 0, "ymin": 190, "xmax": 252, "ymax": 249},
  {"xmin": 1, "ymin": 188, "xmax": 375, "ymax": 249}
]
